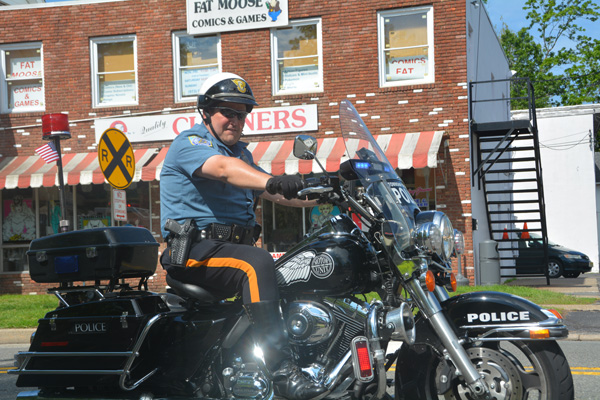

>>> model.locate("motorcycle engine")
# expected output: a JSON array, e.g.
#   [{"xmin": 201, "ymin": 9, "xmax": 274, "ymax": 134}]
[
  {"xmin": 286, "ymin": 301, "xmax": 336, "ymax": 345},
  {"xmin": 285, "ymin": 299, "xmax": 368, "ymax": 364},
  {"xmin": 223, "ymin": 362, "xmax": 270, "ymax": 400}
]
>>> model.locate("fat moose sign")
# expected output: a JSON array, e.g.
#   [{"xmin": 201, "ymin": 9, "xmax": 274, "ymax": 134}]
[
  {"xmin": 186, "ymin": 0, "xmax": 288, "ymax": 35},
  {"xmin": 10, "ymin": 57, "xmax": 44, "ymax": 110}
]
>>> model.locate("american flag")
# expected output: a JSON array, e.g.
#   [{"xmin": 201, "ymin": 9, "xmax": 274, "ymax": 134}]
[{"xmin": 35, "ymin": 141, "xmax": 60, "ymax": 163}]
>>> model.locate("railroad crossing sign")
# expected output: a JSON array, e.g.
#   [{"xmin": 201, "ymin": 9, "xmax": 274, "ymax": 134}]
[{"xmin": 98, "ymin": 128, "xmax": 135, "ymax": 189}]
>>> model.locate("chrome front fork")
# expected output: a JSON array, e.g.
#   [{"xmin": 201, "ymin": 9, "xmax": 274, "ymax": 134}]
[{"xmin": 406, "ymin": 277, "xmax": 491, "ymax": 399}]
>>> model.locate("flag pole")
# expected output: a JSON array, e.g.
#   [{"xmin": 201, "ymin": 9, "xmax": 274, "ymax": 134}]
[{"xmin": 53, "ymin": 137, "xmax": 70, "ymax": 232}]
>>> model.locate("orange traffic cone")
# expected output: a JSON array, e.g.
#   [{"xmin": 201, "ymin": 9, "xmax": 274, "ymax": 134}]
[
  {"xmin": 522, "ymin": 222, "xmax": 530, "ymax": 239},
  {"xmin": 502, "ymin": 228, "xmax": 509, "ymax": 240}
]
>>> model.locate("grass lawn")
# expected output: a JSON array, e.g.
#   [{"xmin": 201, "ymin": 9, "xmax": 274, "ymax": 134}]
[
  {"xmin": 0, "ymin": 294, "xmax": 58, "ymax": 329},
  {"xmin": 0, "ymin": 284, "xmax": 596, "ymax": 329},
  {"xmin": 454, "ymin": 284, "xmax": 597, "ymax": 306}
]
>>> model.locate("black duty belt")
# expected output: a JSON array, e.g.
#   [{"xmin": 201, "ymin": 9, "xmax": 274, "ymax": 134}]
[{"xmin": 196, "ymin": 223, "xmax": 257, "ymax": 245}]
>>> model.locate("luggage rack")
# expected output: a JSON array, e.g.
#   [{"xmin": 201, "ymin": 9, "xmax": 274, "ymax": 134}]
[
  {"xmin": 47, "ymin": 277, "xmax": 152, "ymax": 307},
  {"xmin": 9, "ymin": 313, "xmax": 166, "ymax": 392}
]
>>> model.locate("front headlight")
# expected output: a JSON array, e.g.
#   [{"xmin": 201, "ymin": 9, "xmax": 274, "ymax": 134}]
[
  {"xmin": 564, "ymin": 254, "xmax": 582, "ymax": 260},
  {"xmin": 414, "ymin": 211, "xmax": 455, "ymax": 261},
  {"xmin": 413, "ymin": 222, "xmax": 442, "ymax": 254}
]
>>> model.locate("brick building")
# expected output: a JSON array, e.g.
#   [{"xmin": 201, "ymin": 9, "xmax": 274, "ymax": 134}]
[{"xmin": 0, "ymin": 0, "xmax": 510, "ymax": 293}]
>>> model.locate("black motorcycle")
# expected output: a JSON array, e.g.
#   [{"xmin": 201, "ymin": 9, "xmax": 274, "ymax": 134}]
[{"xmin": 11, "ymin": 101, "xmax": 573, "ymax": 400}]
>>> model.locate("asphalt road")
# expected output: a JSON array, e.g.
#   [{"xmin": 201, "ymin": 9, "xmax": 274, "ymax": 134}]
[{"xmin": 562, "ymin": 310, "xmax": 600, "ymax": 335}]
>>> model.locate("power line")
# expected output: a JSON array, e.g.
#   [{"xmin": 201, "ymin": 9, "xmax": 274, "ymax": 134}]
[{"xmin": 539, "ymin": 132, "xmax": 591, "ymax": 150}]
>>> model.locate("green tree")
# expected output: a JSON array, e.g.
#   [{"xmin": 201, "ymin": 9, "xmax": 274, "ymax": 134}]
[{"xmin": 490, "ymin": 0, "xmax": 600, "ymax": 109}]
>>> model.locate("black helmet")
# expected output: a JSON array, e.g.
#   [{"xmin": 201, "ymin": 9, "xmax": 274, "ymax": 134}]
[{"xmin": 197, "ymin": 72, "xmax": 258, "ymax": 113}]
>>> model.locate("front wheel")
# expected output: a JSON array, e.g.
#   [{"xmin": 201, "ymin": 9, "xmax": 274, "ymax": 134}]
[{"xmin": 396, "ymin": 340, "xmax": 573, "ymax": 400}]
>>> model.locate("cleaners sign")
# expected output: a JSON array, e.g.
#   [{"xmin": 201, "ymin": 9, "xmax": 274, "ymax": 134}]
[
  {"xmin": 94, "ymin": 104, "xmax": 318, "ymax": 143},
  {"xmin": 186, "ymin": 0, "xmax": 288, "ymax": 35}
]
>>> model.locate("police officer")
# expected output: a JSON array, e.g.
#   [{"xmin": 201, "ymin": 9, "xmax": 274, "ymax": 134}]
[{"xmin": 160, "ymin": 72, "xmax": 325, "ymax": 400}]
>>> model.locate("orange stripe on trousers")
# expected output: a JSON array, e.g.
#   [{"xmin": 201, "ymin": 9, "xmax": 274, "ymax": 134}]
[{"xmin": 186, "ymin": 257, "xmax": 260, "ymax": 302}]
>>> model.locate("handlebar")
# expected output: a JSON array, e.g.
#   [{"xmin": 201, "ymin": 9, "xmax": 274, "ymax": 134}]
[{"xmin": 298, "ymin": 186, "xmax": 334, "ymax": 197}]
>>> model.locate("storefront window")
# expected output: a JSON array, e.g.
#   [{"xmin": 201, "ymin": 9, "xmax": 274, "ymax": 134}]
[
  {"xmin": 0, "ymin": 42, "xmax": 44, "ymax": 114},
  {"xmin": 378, "ymin": 6, "xmax": 434, "ymax": 87},
  {"xmin": 2, "ymin": 248, "xmax": 28, "ymax": 272},
  {"xmin": 2, "ymin": 189, "xmax": 35, "ymax": 272},
  {"xmin": 263, "ymin": 200, "xmax": 304, "ymax": 252},
  {"xmin": 3, "ymin": 189, "xmax": 36, "ymax": 242},
  {"xmin": 271, "ymin": 18, "xmax": 323, "ymax": 95},
  {"xmin": 123, "ymin": 182, "xmax": 151, "ymax": 229},
  {"xmin": 397, "ymin": 167, "xmax": 436, "ymax": 210},
  {"xmin": 38, "ymin": 186, "xmax": 66, "ymax": 237},
  {"xmin": 261, "ymin": 198, "xmax": 342, "ymax": 253},
  {"xmin": 308, "ymin": 203, "xmax": 342, "ymax": 233},
  {"xmin": 91, "ymin": 35, "xmax": 138, "ymax": 107},
  {"xmin": 172, "ymin": 31, "xmax": 220, "ymax": 102},
  {"xmin": 77, "ymin": 185, "xmax": 111, "ymax": 229}
]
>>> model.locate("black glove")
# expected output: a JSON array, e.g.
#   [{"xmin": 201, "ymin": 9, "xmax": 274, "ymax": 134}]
[{"xmin": 266, "ymin": 175, "xmax": 306, "ymax": 200}]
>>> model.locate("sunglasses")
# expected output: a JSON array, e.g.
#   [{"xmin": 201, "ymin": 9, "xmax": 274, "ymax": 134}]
[{"xmin": 212, "ymin": 107, "xmax": 249, "ymax": 121}]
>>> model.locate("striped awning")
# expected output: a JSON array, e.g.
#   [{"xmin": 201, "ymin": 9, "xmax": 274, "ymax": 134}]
[
  {"xmin": 0, "ymin": 148, "xmax": 157, "ymax": 190},
  {"xmin": 141, "ymin": 147, "xmax": 169, "ymax": 182},
  {"xmin": 248, "ymin": 131, "xmax": 444, "ymax": 175},
  {"xmin": 135, "ymin": 131, "xmax": 444, "ymax": 181}
]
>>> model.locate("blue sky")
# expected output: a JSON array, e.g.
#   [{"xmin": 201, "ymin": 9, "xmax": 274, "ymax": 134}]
[
  {"xmin": 485, "ymin": 0, "xmax": 530, "ymax": 33},
  {"xmin": 485, "ymin": 0, "xmax": 600, "ymax": 43}
]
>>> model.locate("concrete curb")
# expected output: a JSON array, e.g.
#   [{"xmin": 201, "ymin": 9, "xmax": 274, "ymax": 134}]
[
  {"xmin": 564, "ymin": 333, "xmax": 600, "ymax": 341},
  {"xmin": 0, "ymin": 329, "xmax": 35, "ymax": 345}
]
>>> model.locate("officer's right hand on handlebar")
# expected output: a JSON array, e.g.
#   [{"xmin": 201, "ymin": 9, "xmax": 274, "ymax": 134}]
[{"xmin": 266, "ymin": 175, "xmax": 306, "ymax": 200}]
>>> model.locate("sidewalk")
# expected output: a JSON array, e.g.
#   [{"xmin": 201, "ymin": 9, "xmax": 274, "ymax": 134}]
[{"xmin": 3, "ymin": 274, "xmax": 599, "ymax": 345}]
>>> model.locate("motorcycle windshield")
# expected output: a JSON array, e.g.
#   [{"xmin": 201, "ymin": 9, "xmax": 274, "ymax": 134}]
[{"xmin": 338, "ymin": 100, "xmax": 418, "ymax": 254}]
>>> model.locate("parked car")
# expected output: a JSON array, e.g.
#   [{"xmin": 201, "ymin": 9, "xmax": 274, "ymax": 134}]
[{"xmin": 516, "ymin": 233, "xmax": 593, "ymax": 278}]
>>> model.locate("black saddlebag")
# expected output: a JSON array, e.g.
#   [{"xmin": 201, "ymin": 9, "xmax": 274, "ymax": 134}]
[
  {"xmin": 27, "ymin": 226, "xmax": 158, "ymax": 284},
  {"xmin": 15, "ymin": 293, "xmax": 168, "ymax": 389}
]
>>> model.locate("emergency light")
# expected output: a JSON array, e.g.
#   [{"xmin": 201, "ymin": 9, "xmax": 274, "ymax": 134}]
[{"xmin": 42, "ymin": 113, "xmax": 71, "ymax": 140}]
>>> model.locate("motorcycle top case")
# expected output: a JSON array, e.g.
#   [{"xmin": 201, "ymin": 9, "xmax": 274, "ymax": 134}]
[{"xmin": 27, "ymin": 226, "xmax": 159, "ymax": 283}]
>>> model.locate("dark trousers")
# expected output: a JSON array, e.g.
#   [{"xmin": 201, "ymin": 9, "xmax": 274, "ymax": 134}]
[{"xmin": 161, "ymin": 239, "xmax": 278, "ymax": 304}]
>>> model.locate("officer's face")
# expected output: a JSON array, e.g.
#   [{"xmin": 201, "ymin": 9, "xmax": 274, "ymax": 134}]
[{"xmin": 207, "ymin": 102, "xmax": 248, "ymax": 146}]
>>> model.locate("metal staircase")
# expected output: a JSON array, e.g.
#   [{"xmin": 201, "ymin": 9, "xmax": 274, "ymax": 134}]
[{"xmin": 469, "ymin": 78, "xmax": 549, "ymax": 283}]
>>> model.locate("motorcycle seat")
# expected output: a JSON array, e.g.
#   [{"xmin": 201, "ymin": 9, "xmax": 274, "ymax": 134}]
[{"xmin": 166, "ymin": 274, "xmax": 222, "ymax": 304}]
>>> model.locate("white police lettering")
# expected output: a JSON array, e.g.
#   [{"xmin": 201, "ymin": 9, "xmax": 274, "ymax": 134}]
[
  {"xmin": 73, "ymin": 322, "xmax": 107, "ymax": 333},
  {"xmin": 389, "ymin": 182, "xmax": 414, "ymax": 206},
  {"xmin": 466, "ymin": 311, "xmax": 530, "ymax": 323}
]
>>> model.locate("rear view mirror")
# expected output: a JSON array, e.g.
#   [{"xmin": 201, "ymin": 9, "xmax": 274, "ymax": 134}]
[{"xmin": 293, "ymin": 135, "xmax": 318, "ymax": 160}]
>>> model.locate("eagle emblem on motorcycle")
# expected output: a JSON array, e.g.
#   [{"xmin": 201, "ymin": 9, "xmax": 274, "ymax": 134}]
[{"xmin": 276, "ymin": 250, "xmax": 335, "ymax": 285}]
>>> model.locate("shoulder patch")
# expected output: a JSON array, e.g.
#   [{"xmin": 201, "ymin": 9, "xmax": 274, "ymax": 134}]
[{"xmin": 188, "ymin": 135, "xmax": 213, "ymax": 147}]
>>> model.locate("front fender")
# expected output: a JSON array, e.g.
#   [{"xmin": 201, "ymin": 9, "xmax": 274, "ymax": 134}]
[
  {"xmin": 441, "ymin": 291, "xmax": 568, "ymax": 340},
  {"xmin": 394, "ymin": 291, "xmax": 568, "ymax": 399}
]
